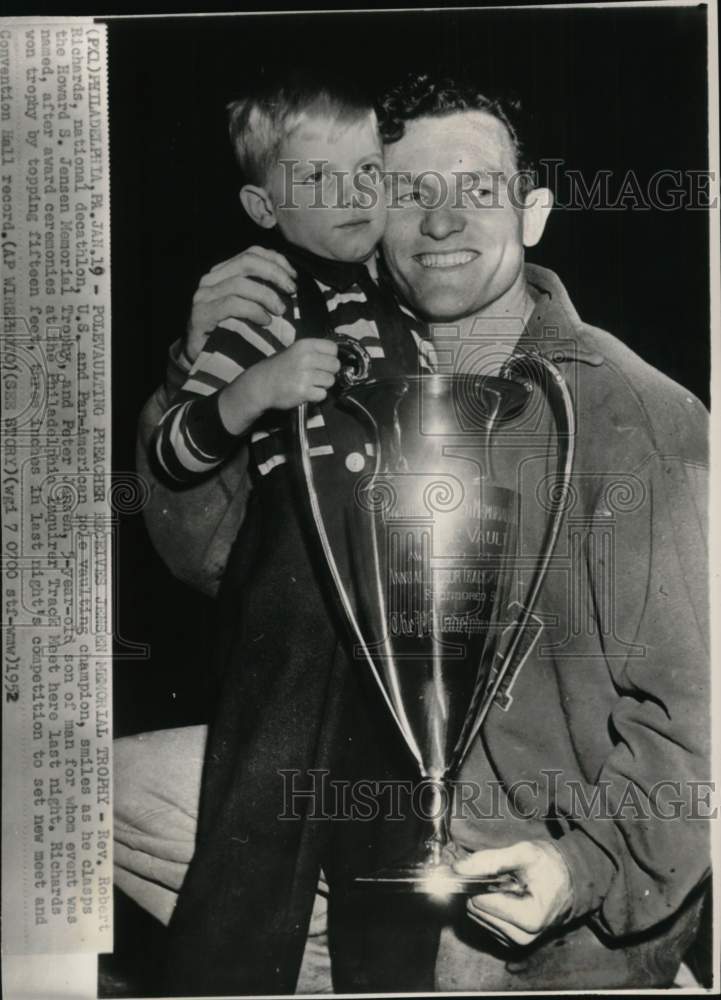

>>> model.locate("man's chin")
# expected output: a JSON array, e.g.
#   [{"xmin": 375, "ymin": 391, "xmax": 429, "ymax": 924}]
[{"xmin": 410, "ymin": 290, "xmax": 482, "ymax": 324}]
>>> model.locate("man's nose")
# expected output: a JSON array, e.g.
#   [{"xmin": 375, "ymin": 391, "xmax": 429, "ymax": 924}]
[{"xmin": 419, "ymin": 205, "xmax": 465, "ymax": 240}]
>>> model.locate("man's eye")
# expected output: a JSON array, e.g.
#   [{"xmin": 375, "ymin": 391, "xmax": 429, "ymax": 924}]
[{"xmin": 464, "ymin": 186, "xmax": 494, "ymax": 205}]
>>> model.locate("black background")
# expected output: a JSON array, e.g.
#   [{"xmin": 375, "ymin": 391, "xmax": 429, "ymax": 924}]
[{"xmin": 106, "ymin": 6, "xmax": 711, "ymax": 737}]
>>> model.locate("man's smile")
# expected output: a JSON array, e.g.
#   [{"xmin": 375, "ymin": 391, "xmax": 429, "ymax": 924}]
[{"xmin": 413, "ymin": 250, "xmax": 480, "ymax": 269}]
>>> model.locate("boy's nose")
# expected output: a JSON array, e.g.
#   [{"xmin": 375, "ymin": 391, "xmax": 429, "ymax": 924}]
[
  {"xmin": 332, "ymin": 172, "xmax": 354, "ymax": 209},
  {"xmin": 419, "ymin": 205, "xmax": 466, "ymax": 240}
]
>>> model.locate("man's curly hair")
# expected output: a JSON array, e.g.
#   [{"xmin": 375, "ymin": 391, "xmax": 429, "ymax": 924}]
[{"xmin": 377, "ymin": 74, "xmax": 534, "ymax": 192}]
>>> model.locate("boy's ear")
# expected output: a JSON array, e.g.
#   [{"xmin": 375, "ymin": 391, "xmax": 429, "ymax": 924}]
[{"xmin": 239, "ymin": 185, "xmax": 277, "ymax": 229}]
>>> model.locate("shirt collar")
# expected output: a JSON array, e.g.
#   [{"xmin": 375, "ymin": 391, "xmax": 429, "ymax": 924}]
[{"xmin": 268, "ymin": 233, "xmax": 374, "ymax": 292}]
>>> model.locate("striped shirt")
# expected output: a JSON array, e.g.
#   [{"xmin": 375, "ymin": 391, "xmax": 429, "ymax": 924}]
[{"xmin": 155, "ymin": 266, "xmax": 435, "ymax": 484}]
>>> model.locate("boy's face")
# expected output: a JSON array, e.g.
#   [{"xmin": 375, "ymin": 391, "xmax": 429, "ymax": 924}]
[{"xmin": 267, "ymin": 113, "xmax": 386, "ymax": 262}]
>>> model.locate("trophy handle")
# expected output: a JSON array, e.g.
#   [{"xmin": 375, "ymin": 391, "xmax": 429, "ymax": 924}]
[
  {"xmin": 333, "ymin": 333, "xmax": 372, "ymax": 387},
  {"xmin": 293, "ymin": 344, "xmax": 425, "ymax": 772},
  {"xmin": 455, "ymin": 351, "xmax": 577, "ymax": 763}
]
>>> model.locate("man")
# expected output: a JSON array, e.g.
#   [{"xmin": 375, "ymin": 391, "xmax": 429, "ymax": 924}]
[{"xmin": 117, "ymin": 75, "xmax": 710, "ymax": 992}]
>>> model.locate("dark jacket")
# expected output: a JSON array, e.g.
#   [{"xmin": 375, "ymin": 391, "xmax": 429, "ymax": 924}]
[
  {"xmin": 497, "ymin": 265, "xmax": 710, "ymax": 938},
  {"xmin": 138, "ymin": 264, "xmax": 709, "ymax": 992}
]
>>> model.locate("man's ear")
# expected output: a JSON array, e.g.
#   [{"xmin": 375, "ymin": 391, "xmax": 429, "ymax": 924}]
[
  {"xmin": 521, "ymin": 188, "xmax": 554, "ymax": 248},
  {"xmin": 239, "ymin": 185, "xmax": 277, "ymax": 229}
]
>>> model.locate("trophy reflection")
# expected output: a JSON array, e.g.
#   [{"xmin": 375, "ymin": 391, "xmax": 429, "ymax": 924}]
[{"xmin": 296, "ymin": 341, "xmax": 573, "ymax": 895}]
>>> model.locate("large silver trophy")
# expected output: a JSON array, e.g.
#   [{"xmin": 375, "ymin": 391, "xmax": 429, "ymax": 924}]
[{"xmin": 296, "ymin": 338, "xmax": 575, "ymax": 895}]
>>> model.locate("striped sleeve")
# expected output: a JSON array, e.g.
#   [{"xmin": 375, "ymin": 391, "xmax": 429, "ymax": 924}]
[{"xmin": 155, "ymin": 306, "xmax": 297, "ymax": 484}]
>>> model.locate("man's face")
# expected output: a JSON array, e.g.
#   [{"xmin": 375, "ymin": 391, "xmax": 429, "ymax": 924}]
[
  {"xmin": 268, "ymin": 113, "xmax": 386, "ymax": 263},
  {"xmin": 381, "ymin": 111, "xmax": 535, "ymax": 321}
]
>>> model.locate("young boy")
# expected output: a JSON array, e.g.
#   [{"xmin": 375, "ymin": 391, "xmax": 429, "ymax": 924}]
[
  {"xmin": 157, "ymin": 77, "xmax": 437, "ymax": 997},
  {"xmin": 156, "ymin": 75, "xmax": 430, "ymax": 487}
]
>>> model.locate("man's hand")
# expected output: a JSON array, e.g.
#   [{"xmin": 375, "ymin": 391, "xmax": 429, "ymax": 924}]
[
  {"xmin": 454, "ymin": 840, "xmax": 573, "ymax": 948},
  {"xmin": 186, "ymin": 246, "xmax": 296, "ymax": 363},
  {"xmin": 218, "ymin": 340, "xmax": 340, "ymax": 436}
]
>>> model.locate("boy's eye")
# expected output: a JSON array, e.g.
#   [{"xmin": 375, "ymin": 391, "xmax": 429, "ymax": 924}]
[
  {"xmin": 397, "ymin": 188, "xmax": 426, "ymax": 206},
  {"xmin": 300, "ymin": 169, "xmax": 325, "ymax": 185},
  {"xmin": 358, "ymin": 162, "xmax": 382, "ymax": 181}
]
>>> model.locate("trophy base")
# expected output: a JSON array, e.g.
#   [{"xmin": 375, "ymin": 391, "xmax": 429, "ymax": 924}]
[{"xmin": 355, "ymin": 863, "xmax": 522, "ymax": 897}]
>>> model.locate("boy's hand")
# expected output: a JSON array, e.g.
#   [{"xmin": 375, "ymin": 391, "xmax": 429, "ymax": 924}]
[
  {"xmin": 186, "ymin": 247, "xmax": 297, "ymax": 363},
  {"xmin": 257, "ymin": 339, "xmax": 341, "ymax": 409},
  {"xmin": 218, "ymin": 340, "xmax": 340, "ymax": 435}
]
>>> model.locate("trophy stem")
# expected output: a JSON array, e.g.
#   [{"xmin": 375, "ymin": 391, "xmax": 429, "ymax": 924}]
[
  {"xmin": 355, "ymin": 776, "xmax": 523, "ymax": 896},
  {"xmin": 423, "ymin": 778, "xmax": 451, "ymax": 865}
]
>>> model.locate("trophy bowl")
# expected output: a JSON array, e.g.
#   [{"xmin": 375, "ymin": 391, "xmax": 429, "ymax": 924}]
[{"xmin": 295, "ymin": 349, "xmax": 574, "ymax": 896}]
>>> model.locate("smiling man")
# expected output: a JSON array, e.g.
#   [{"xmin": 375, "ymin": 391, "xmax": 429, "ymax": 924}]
[
  {"xmin": 124, "ymin": 74, "xmax": 710, "ymax": 993},
  {"xmin": 382, "ymin": 108, "xmax": 544, "ymax": 327}
]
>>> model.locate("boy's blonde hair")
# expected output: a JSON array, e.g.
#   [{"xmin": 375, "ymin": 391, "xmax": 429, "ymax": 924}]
[{"xmin": 227, "ymin": 74, "xmax": 376, "ymax": 187}]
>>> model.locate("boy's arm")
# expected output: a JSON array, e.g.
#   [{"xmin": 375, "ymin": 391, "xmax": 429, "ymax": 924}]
[
  {"xmin": 136, "ymin": 319, "xmax": 282, "ymax": 595},
  {"xmin": 155, "ymin": 315, "xmax": 288, "ymax": 485},
  {"xmin": 155, "ymin": 314, "xmax": 339, "ymax": 485},
  {"xmin": 134, "ymin": 250, "xmax": 297, "ymax": 596},
  {"xmin": 136, "ymin": 381, "xmax": 251, "ymax": 598},
  {"xmin": 165, "ymin": 338, "xmax": 194, "ymax": 399}
]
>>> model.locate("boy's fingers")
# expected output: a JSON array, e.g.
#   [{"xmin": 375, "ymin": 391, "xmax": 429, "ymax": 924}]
[
  {"xmin": 311, "ymin": 354, "xmax": 342, "ymax": 374},
  {"xmin": 312, "ymin": 370, "xmax": 337, "ymax": 389},
  {"xmin": 302, "ymin": 339, "xmax": 338, "ymax": 355}
]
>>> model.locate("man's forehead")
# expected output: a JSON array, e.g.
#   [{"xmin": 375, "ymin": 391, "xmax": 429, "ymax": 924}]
[{"xmin": 383, "ymin": 110, "xmax": 516, "ymax": 174}]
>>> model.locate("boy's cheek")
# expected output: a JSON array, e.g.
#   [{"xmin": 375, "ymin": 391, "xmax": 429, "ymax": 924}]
[
  {"xmin": 374, "ymin": 202, "xmax": 388, "ymax": 232},
  {"xmin": 281, "ymin": 207, "xmax": 339, "ymax": 247},
  {"xmin": 352, "ymin": 177, "xmax": 385, "ymax": 213},
  {"xmin": 292, "ymin": 188, "xmax": 321, "ymax": 210}
]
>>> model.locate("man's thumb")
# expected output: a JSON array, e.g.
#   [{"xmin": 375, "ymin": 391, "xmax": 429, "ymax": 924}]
[{"xmin": 453, "ymin": 844, "xmax": 518, "ymax": 877}]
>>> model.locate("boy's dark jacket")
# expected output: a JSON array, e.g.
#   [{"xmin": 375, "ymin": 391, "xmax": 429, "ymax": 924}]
[{"xmin": 137, "ymin": 264, "xmax": 709, "ymax": 992}]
